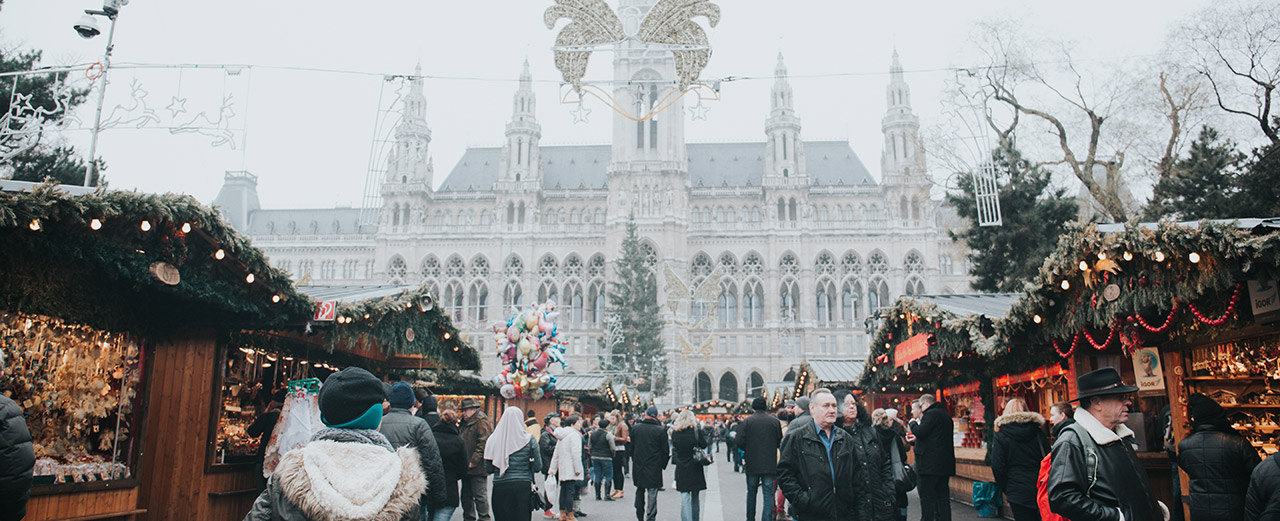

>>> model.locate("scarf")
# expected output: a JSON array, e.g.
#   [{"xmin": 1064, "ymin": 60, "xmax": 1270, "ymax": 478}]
[{"xmin": 484, "ymin": 406, "xmax": 532, "ymax": 476}]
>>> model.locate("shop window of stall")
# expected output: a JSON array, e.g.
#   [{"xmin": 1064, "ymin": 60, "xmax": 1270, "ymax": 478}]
[
  {"xmin": 0, "ymin": 313, "xmax": 145, "ymax": 485},
  {"xmin": 209, "ymin": 339, "xmax": 334, "ymax": 470},
  {"xmin": 1182, "ymin": 333, "xmax": 1280, "ymax": 459}
]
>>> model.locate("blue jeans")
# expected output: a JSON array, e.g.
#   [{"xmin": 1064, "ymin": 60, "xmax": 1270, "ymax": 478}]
[
  {"xmin": 746, "ymin": 474, "xmax": 775, "ymax": 521},
  {"xmin": 591, "ymin": 459, "xmax": 614, "ymax": 487},
  {"xmin": 427, "ymin": 506, "xmax": 456, "ymax": 521},
  {"xmin": 681, "ymin": 490, "xmax": 701, "ymax": 521}
]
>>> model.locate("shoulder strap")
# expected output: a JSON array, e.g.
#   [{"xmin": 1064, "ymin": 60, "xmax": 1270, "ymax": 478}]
[{"xmin": 1064, "ymin": 423, "xmax": 1099, "ymax": 496}]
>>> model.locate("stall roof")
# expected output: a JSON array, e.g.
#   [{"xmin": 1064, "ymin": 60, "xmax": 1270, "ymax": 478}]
[
  {"xmin": 805, "ymin": 359, "xmax": 867, "ymax": 384},
  {"xmin": 911, "ymin": 293, "xmax": 1020, "ymax": 320},
  {"xmin": 555, "ymin": 373, "xmax": 611, "ymax": 392},
  {"xmin": 299, "ymin": 285, "xmax": 416, "ymax": 303},
  {"xmin": 1095, "ymin": 217, "xmax": 1280, "ymax": 234}
]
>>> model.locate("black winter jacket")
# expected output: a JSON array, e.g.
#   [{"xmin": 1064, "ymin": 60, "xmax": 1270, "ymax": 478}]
[
  {"xmin": 1247, "ymin": 453, "xmax": 1280, "ymax": 521},
  {"xmin": 539, "ymin": 425, "xmax": 558, "ymax": 475},
  {"xmin": 912, "ymin": 401, "xmax": 955, "ymax": 476},
  {"xmin": 778, "ymin": 420, "xmax": 858, "ymax": 521},
  {"xmin": 0, "ymin": 394, "xmax": 33, "ymax": 521},
  {"xmin": 1046, "ymin": 415, "xmax": 1163, "ymax": 521},
  {"xmin": 875, "ymin": 424, "xmax": 908, "ymax": 509},
  {"xmin": 1177, "ymin": 422, "xmax": 1260, "ymax": 521},
  {"xmin": 431, "ymin": 421, "xmax": 468, "ymax": 508},
  {"xmin": 736, "ymin": 411, "xmax": 784, "ymax": 475},
  {"xmin": 588, "ymin": 428, "xmax": 614, "ymax": 461},
  {"xmin": 630, "ymin": 417, "xmax": 669, "ymax": 489},
  {"xmin": 839, "ymin": 418, "xmax": 895, "ymax": 521},
  {"xmin": 990, "ymin": 412, "xmax": 1050, "ymax": 508},
  {"xmin": 671, "ymin": 427, "xmax": 707, "ymax": 492},
  {"xmin": 379, "ymin": 408, "xmax": 448, "ymax": 508}
]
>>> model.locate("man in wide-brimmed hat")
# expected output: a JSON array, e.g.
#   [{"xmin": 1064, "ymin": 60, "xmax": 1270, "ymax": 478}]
[
  {"xmin": 1046, "ymin": 367, "xmax": 1168, "ymax": 521},
  {"xmin": 458, "ymin": 398, "xmax": 493, "ymax": 521}
]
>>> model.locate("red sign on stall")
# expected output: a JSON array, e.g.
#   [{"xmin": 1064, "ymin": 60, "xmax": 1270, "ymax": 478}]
[
  {"xmin": 894, "ymin": 333, "xmax": 931, "ymax": 368},
  {"xmin": 314, "ymin": 300, "xmax": 337, "ymax": 321}
]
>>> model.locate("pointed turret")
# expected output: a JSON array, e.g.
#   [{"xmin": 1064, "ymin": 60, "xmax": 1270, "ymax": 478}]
[
  {"xmin": 765, "ymin": 52, "xmax": 805, "ymax": 182},
  {"xmin": 386, "ymin": 61, "xmax": 433, "ymax": 186},
  {"xmin": 881, "ymin": 49, "xmax": 923, "ymax": 182},
  {"xmin": 500, "ymin": 59, "xmax": 542, "ymax": 185}
]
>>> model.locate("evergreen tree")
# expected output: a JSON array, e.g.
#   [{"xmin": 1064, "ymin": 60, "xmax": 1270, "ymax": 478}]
[
  {"xmin": 1143, "ymin": 126, "xmax": 1243, "ymax": 220},
  {"xmin": 607, "ymin": 217, "xmax": 666, "ymax": 394},
  {"xmin": 1232, "ymin": 132, "xmax": 1280, "ymax": 218},
  {"xmin": 947, "ymin": 144, "xmax": 1079, "ymax": 293},
  {"xmin": 1, "ymin": 47, "xmax": 105, "ymax": 185}
]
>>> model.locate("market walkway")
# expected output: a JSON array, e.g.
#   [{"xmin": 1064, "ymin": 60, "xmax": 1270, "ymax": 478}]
[{"xmin": 450, "ymin": 447, "xmax": 998, "ymax": 521}]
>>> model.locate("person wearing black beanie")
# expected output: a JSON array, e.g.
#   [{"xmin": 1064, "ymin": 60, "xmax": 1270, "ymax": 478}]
[
  {"xmin": 1177, "ymin": 393, "xmax": 1260, "ymax": 521},
  {"xmin": 737, "ymin": 395, "xmax": 783, "ymax": 521},
  {"xmin": 245, "ymin": 367, "xmax": 428, "ymax": 520},
  {"xmin": 416, "ymin": 391, "xmax": 442, "ymax": 428}
]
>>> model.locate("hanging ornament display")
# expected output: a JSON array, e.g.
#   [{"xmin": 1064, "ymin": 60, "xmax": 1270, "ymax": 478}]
[{"xmin": 491, "ymin": 301, "xmax": 567, "ymax": 400}]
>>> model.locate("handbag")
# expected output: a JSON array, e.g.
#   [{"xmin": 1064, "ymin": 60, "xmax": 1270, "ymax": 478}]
[
  {"xmin": 692, "ymin": 430, "xmax": 713, "ymax": 466},
  {"xmin": 530, "ymin": 484, "xmax": 547, "ymax": 512},
  {"xmin": 890, "ymin": 437, "xmax": 917, "ymax": 494}
]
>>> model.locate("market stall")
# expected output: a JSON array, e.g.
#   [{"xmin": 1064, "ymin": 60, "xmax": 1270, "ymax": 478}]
[
  {"xmin": 999, "ymin": 219, "xmax": 1280, "ymax": 513},
  {"xmin": 553, "ymin": 373, "xmax": 615, "ymax": 417},
  {"xmin": 793, "ymin": 359, "xmax": 866, "ymax": 397}
]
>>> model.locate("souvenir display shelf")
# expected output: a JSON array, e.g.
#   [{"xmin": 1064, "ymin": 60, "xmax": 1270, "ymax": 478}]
[
  {"xmin": 1184, "ymin": 333, "xmax": 1280, "ymax": 459},
  {"xmin": 0, "ymin": 312, "xmax": 142, "ymax": 485}
]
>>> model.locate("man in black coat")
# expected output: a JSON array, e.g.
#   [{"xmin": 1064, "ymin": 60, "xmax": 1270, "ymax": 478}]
[
  {"xmin": 1247, "ymin": 452, "xmax": 1280, "ymax": 521},
  {"xmin": 778, "ymin": 388, "xmax": 857, "ymax": 521},
  {"xmin": 380, "ymin": 382, "xmax": 448, "ymax": 511},
  {"xmin": 0, "ymin": 350, "xmax": 34, "ymax": 521},
  {"xmin": 1047, "ymin": 367, "xmax": 1166, "ymax": 521},
  {"xmin": 631, "ymin": 407, "xmax": 669, "ymax": 521},
  {"xmin": 737, "ymin": 396, "xmax": 784, "ymax": 521},
  {"xmin": 912, "ymin": 393, "xmax": 955, "ymax": 521},
  {"xmin": 1178, "ymin": 393, "xmax": 1260, "ymax": 521}
]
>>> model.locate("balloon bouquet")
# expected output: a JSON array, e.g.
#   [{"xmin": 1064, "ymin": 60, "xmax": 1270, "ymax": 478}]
[{"xmin": 491, "ymin": 301, "xmax": 567, "ymax": 400}]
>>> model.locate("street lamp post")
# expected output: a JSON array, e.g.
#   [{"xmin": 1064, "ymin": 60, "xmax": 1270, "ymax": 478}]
[{"xmin": 76, "ymin": 0, "xmax": 126, "ymax": 187}]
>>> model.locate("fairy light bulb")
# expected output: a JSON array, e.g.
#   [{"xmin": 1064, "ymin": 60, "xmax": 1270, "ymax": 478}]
[
  {"xmin": 245, "ymin": 273, "xmax": 255, "ymax": 284},
  {"xmin": 140, "ymin": 220, "xmax": 152, "ymax": 232},
  {"xmin": 1079, "ymin": 261, "xmax": 1089, "ymax": 271},
  {"xmin": 1189, "ymin": 252, "xmax": 1201, "ymax": 263},
  {"xmin": 90, "ymin": 218, "xmax": 102, "ymax": 230},
  {"xmin": 1033, "ymin": 314, "xmax": 1043, "ymax": 324},
  {"xmin": 443, "ymin": 332, "xmax": 452, "ymax": 340},
  {"xmin": 1123, "ymin": 251, "xmax": 1133, "ymax": 261},
  {"xmin": 271, "ymin": 294, "xmax": 281, "ymax": 303},
  {"xmin": 1060, "ymin": 279, "xmax": 1071, "ymax": 290},
  {"xmin": 1154, "ymin": 251, "xmax": 1166, "ymax": 262},
  {"xmin": 214, "ymin": 249, "xmax": 226, "ymax": 260},
  {"xmin": 28, "ymin": 219, "xmax": 41, "ymax": 231},
  {"xmin": 181, "ymin": 222, "xmax": 192, "ymax": 233},
  {"xmin": 1097, "ymin": 252, "xmax": 1107, "ymax": 261}
]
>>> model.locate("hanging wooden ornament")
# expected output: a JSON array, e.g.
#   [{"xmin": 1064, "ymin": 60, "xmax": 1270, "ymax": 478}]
[
  {"xmin": 149, "ymin": 262, "xmax": 181, "ymax": 286},
  {"xmin": 1103, "ymin": 284, "xmax": 1121, "ymax": 302},
  {"xmin": 405, "ymin": 327, "xmax": 416, "ymax": 342}
]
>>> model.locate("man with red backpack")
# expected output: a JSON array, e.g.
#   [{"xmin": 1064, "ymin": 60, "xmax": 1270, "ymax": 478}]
[{"xmin": 1043, "ymin": 368, "xmax": 1168, "ymax": 521}]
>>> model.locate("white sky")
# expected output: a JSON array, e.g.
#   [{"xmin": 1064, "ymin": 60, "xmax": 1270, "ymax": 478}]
[{"xmin": 1, "ymin": 0, "xmax": 1217, "ymax": 209}]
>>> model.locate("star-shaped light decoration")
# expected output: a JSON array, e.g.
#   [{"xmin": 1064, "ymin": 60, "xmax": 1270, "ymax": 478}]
[
  {"xmin": 165, "ymin": 96, "xmax": 188, "ymax": 118},
  {"xmin": 570, "ymin": 103, "xmax": 592, "ymax": 124},
  {"xmin": 688, "ymin": 99, "xmax": 710, "ymax": 121}
]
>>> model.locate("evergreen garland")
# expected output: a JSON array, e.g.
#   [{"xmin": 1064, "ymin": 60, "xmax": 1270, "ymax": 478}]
[{"xmin": 327, "ymin": 285, "xmax": 480, "ymax": 370}]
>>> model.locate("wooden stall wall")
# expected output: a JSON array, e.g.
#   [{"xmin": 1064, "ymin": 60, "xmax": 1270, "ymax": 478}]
[
  {"xmin": 24, "ymin": 487, "xmax": 141, "ymax": 521},
  {"xmin": 138, "ymin": 329, "xmax": 258, "ymax": 521}
]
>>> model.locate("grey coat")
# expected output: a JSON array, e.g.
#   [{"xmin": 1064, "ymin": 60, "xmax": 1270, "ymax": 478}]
[
  {"xmin": 378, "ymin": 409, "xmax": 447, "ymax": 508},
  {"xmin": 0, "ymin": 395, "xmax": 34, "ymax": 521}
]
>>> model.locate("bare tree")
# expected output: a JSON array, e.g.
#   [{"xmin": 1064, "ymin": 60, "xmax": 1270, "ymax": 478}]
[
  {"xmin": 1173, "ymin": 1, "xmax": 1280, "ymax": 145},
  {"xmin": 969, "ymin": 20, "xmax": 1141, "ymax": 222}
]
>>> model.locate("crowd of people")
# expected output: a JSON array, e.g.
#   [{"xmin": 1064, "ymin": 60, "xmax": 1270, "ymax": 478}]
[{"xmin": 12, "ymin": 358, "xmax": 1280, "ymax": 521}]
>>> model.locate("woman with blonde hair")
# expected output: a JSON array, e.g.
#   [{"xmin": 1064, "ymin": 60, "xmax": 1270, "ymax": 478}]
[
  {"xmin": 990, "ymin": 397, "xmax": 1049, "ymax": 521},
  {"xmin": 670, "ymin": 410, "xmax": 708, "ymax": 521},
  {"xmin": 609, "ymin": 409, "xmax": 630, "ymax": 498}
]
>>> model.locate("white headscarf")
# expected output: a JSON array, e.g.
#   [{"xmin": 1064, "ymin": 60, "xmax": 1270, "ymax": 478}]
[{"xmin": 485, "ymin": 406, "xmax": 533, "ymax": 476}]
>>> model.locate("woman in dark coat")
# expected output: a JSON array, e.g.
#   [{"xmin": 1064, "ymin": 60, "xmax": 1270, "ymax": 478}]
[
  {"xmin": 989, "ymin": 398, "xmax": 1050, "ymax": 521},
  {"xmin": 1179, "ymin": 393, "xmax": 1261, "ymax": 521},
  {"xmin": 873, "ymin": 409, "xmax": 909, "ymax": 521},
  {"xmin": 431, "ymin": 410, "xmax": 470, "ymax": 521},
  {"xmin": 835, "ymin": 390, "xmax": 895, "ymax": 521},
  {"xmin": 670, "ymin": 410, "xmax": 707, "ymax": 521}
]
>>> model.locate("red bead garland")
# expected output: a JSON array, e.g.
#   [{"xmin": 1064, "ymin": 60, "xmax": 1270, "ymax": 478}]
[
  {"xmin": 1186, "ymin": 284, "xmax": 1242, "ymax": 327},
  {"xmin": 1134, "ymin": 299, "xmax": 1179, "ymax": 333},
  {"xmin": 1053, "ymin": 332, "xmax": 1081, "ymax": 358}
]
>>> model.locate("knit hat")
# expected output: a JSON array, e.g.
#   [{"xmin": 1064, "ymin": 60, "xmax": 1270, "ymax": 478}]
[
  {"xmin": 599, "ymin": 419, "xmax": 611, "ymax": 429},
  {"xmin": 784, "ymin": 400, "xmax": 796, "ymax": 407},
  {"xmin": 319, "ymin": 367, "xmax": 388, "ymax": 428},
  {"xmin": 752, "ymin": 396, "xmax": 768, "ymax": 411},
  {"xmin": 389, "ymin": 382, "xmax": 416, "ymax": 409},
  {"xmin": 796, "ymin": 396, "xmax": 811, "ymax": 412},
  {"xmin": 421, "ymin": 394, "xmax": 439, "ymax": 413},
  {"xmin": 1188, "ymin": 393, "xmax": 1227, "ymax": 427},
  {"xmin": 646, "ymin": 406, "xmax": 659, "ymax": 417}
]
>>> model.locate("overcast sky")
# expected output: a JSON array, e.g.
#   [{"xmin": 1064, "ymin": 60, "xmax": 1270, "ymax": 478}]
[{"xmin": 2, "ymin": 0, "xmax": 1217, "ymax": 209}]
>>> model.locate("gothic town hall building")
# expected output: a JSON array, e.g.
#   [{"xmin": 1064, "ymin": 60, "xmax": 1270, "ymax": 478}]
[{"xmin": 214, "ymin": 36, "xmax": 973, "ymax": 403}]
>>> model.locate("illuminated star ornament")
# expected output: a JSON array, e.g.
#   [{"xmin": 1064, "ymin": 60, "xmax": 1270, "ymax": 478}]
[
  {"xmin": 570, "ymin": 103, "xmax": 592, "ymax": 124},
  {"xmin": 165, "ymin": 96, "xmax": 188, "ymax": 118},
  {"xmin": 688, "ymin": 99, "xmax": 709, "ymax": 121}
]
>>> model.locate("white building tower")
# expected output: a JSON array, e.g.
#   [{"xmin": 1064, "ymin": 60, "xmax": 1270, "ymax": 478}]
[
  {"xmin": 379, "ymin": 63, "xmax": 433, "ymax": 252},
  {"xmin": 764, "ymin": 52, "xmax": 806, "ymax": 184},
  {"xmin": 880, "ymin": 51, "xmax": 930, "ymax": 226},
  {"xmin": 496, "ymin": 60, "xmax": 542, "ymax": 228}
]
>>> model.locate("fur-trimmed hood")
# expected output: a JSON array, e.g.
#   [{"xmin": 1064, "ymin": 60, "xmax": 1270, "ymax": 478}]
[
  {"xmin": 273, "ymin": 430, "xmax": 426, "ymax": 521},
  {"xmin": 994, "ymin": 411, "xmax": 1045, "ymax": 432}
]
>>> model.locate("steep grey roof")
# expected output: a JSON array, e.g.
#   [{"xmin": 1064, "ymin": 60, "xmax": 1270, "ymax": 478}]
[
  {"xmin": 437, "ymin": 141, "xmax": 877, "ymax": 192},
  {"xmin": 912, "ymin": 293, "xmax": 1020, "ymax": 320},
  {"xmin": 804, "ymin": 359, "xmax": 866, "ymax": 385},
  {"xmin": 555, "ymin": 373, "xmax": 610, "ymax": 393},
  {"xmin": 244, "ymin": 208, "xmax": 363, "ymax": 236}
]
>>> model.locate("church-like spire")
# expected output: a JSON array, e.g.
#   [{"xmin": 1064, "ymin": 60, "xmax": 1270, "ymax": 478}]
[
  {"xmin": 886, "ymin": 49, "xmax": 911, "ymax": 110},
  {"xmin": 771, "ymin": 51, "xmax": 794, "ymax": 112},
  {"xmin": 502, "ymin": 59, "xmax": 541, "ymax": 185},
  {"xmin": 765, "ymin": 51, "xmax": 804, "ymax": 181},
  {"xmin": 512, "ymin": 57, "xmax": 536, "ymax": 120},
  {"xmin": 881, "ymin": 50, "xmax": 923, "ymax": 182},
  {"xmin": 384, "ymin": 61, "xmax": 433, "ymax": 187}
]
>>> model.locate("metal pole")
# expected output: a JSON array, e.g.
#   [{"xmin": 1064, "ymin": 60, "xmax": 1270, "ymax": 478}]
[{"xmin": 83, "ymin": 14, "xmax": 117, "ymax": 187}]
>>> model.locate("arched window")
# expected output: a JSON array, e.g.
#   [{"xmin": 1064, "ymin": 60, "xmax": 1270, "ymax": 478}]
[
  {"xmin": 718, "ymin": 253, "xmax": 738, "ymax": 277},
  {"xmin": 564, "ymin": 282, "xmax": 584, "ymax": 323},
  {"xmin": 468, "ymin": 282, "xmax": 489, "ymax": 322},
  {"xmin": 505, "ymin": 256, "xmax": 523, "ymax": 278},
  {"xmin": 868, "ymin": 278, "xmax": 890, "ymax": 314},
  {"xmin": 588, "ymin": 255, "xmax": 606, "ymax": 278},
  {"xmin": 588, "ymin": 281, "xmax": 605, "ymax": 324},
  {"xmin": 421, "ymin": 256, "xmax": 440, "ymax": 279},
  {"xmin": 538, "ymin": 255, "xmax": 558, "ymax": 278},
  {"xmin": 538, "ymin": 280, "xmax": 558, "ymax": 304},
  {"xmin": 815, "ymin": 252, "xmax": 836, "ymax": 276},
  {"xmin": 779, "ymin": 253, "xmax": 799, "ymax": 276},
  {"xmin": 719, "ymin": 372, "xmax": 739, "ymax": 402},
  {"xmin": 504, "ymin": 281, "xmax": 523, "ymax": 310},
  {"xmin": 691, "ymin": 253, "xmax": 713, "ymax": 278},
  {"xmin": 391, "ymin": 204, "xmax": 401, "ymax": 227},
  {"xmin": 564, "ymin": 255, "xmax": 584, "ymax": 278},
  {"xmin": 695, "ymin": 372, "xmax": 712, "ymax": 402},
  {"xmin": 518, "ymin": 201, "xmax": 526, "ymax": 224},
  {"xmin": 906, "ymin": 278, "xmax": 925, "ymax": 296},
  {"xmin": 841, "ymin": 252, "xmax": 862, "ymax": 276},
  {"xmin": 507, "ymin": 202, "xmax": 516, "ymax": 224},
  {"xmin": 780, "ymin": 279, "xmax": 799, "ymax": 320},
  {"xmin": 388, "ymin": 256, "xmax": 407, "ymax": 280},
  {"xmin": 905, "ymin": 252, "xmax": 924, "ymax": 274},
  {"xmin": 470, "ymin": 256, "xmax": 490, "ymax": 279},
  {"xmin": 868, "ymin": 252, "xmax": 888, "ymax": 275},
  {"xmin": 842, "ymin": 280, "xmax": 862, "ymax": 322},
  {"xmin": 717, "ymin": 281, "xmax": 738, "ymax": 326},
  {"xmin": 748, "ymin": 372, "xmax": 765, "ymax": 399},
  {"xmin": 816, "ymin": 279, "xmax": 835, "ymax": 323},
  {"xmin": 777, "ymin": 198, "xmax": 786, "ymax": 221},
  {"xmin": 444, "ymin": 281, "xmax": 465, "ymax": 322},
  {"xmin": 788, "ymin": 198, "xmax": 797, "ymax": 221},
  {"xmin": 743, "ymin": 253, "xmax": 764, "ymax": 276}
]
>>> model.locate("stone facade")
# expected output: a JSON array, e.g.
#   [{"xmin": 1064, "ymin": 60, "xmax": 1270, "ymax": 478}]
[{"xmin": 213, "ymin": 8, "xmax": 972, "ymax": 403}]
